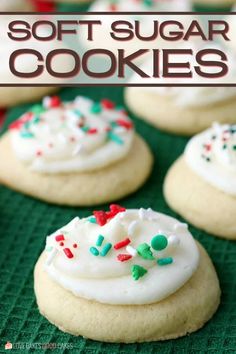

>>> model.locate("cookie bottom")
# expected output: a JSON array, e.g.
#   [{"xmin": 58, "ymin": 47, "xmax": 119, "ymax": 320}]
[
  {"xmin": 164, "ymin": 156, "xmax": 236, "ymax": 239},
  {"xmin": 0, "ymin": 133, "xmax": 153, "ymax": 206},
  {"xmin": 34, "ymin": 244, "xmax": 220, "ymax": 343},
  {"xmin": 125, "ymin": 88, "xmax": 236, "ymax": 136},
  {"xmin": 0, "ymin": 87, "xmax": 57, "ymax": 108}
]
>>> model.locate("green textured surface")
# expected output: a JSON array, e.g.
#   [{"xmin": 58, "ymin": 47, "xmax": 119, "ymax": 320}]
[
  {"xmin": 0, "ymin": 2, "xmax": 236, "ymax": 354},
  {"xmin": 1, "ymin": 86, "xmax": 236, "ymax": 354}
]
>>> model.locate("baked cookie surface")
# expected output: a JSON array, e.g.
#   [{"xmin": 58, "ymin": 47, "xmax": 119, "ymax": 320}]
[
  {"xmin": 34, "ymin": 208, "xmax": 220, "ymax": 342},
  {"xmin": 0, "ymin": 96, "xmax": 153, "ymax": 205},
  {"xmin": 164, "ymin": 123, "xmax": 236, "ymax": 239},
  {"xmin": 125, "ymin": 86, "xmax": 236, "ymax": 136}
]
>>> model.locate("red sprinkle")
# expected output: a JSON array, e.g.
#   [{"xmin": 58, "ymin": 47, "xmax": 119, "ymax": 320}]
[
  {"xmin": 73, "ymin": 244, "xmax": 78, "ymax": 248},
  {"xmin": 114, "ymin": 238, "xmax": 131, "ymax": 250},
  {"xmin": 101, "ymin": 99, "xmax": 115, "ymax": 110},
  {"xmin": 63, "ymin": 248, "xmax": 74, "ymax": 259},
  {"xmin": 106, "ymin": 204, "xmax": 126, "ymax": 219},
  {"xmin": 9, "ymin": 113, "xmax": 33, "ymax": 130},
  {"xmin": 55, "ymin": 234, "xmax": 65, "ymax": 242},
  {"xmin": 109, "ymin": 3, "xmax": 117, "ymax": 11},
  {"xmin": 50, "ymin": 96, "xmax": 61, "ymax": 108},
  {"xmin": 93, "ymin": 210, "xmax": 108, "ymax": 226},
  {"xmin": 116, "ymin": 119, "xmax": 133, "ymax": 130},
  {"xmin": 88, "ymin": 128, "xmax": 98, "ymax": 134},
  {"xmin": 70, "ymin": 136, "xmax": 76, "ymax": 142},
  {"xmin": 117, "ymin": 254, "xmax": 132, "ymax": 262},
  {"xmin": 36, "ymin": 150, "xmax": 43, "ymax": 157},
  {"xmin": 59, "ymin": 242, "xmax": 64, "ymax": 247},
  {"xmin": 204, "ymin": 143, "xmax": 211, "ymax": 152}
]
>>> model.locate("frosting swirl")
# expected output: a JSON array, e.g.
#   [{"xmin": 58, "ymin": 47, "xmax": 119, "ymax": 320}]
[
  {"xmin": 185, "ymin": 123, "xmax": 236, "ymax": 195},
  {"xmin": 9, "ymin": 96, "xmax": 134, "ymax": 174},
  {"xmin": 44, "ymin": 207, "xmax": 199, "ymax": 305}
]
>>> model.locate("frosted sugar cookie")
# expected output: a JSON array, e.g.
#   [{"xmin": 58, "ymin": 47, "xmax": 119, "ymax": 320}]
[
  {"xmin": 164, "ymin": 123, "xmax": 236, "ymax": 239},
  {"xmin": 125, "ymin": 86, "xmax": 236, "ymax": 136},
  {"xmin": 34, "ymin": 207, "xmax": 220, "ymax": 342},
  {"xmin": 0, "ymin": 96, "xmax": 153, "ymax": 205}
]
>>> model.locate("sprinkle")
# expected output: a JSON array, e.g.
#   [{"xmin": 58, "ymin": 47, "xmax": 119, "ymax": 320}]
[
  {"xmin": 73, "ymin": 244, "xmax": 78, "ymax": 248},
  {"xmin": 131, "ymin": 265, "xmax": 147, "ymax": 281},
  {"xmin": 168, "ymin": 235, "xmax": 180, "ymax": 247},
  {"xmin": 138, "ymin": 208, "xmax": 146, "ymax": 220},
  {"xmin": 126, "ymin": 245, "xmax": 137, "ymax": 257},
  {"xmin": 59, "ymin": 242, "xmax": 64, "ymax": 247},
  {"xmin": 81, "ymin": 125, "xmax": 90, "ymax": 132},
  {"xmin": 88, "ymin": 128, "xmax": 98, "ymax": 134},
  {"xmin": 116, "ymin": 119, "xmax": 133, "ymax": 130},
  {"xmin": 100, "ymin": 243, "xmax": 112, "ymax": 257},
  {"xmin": 93, "ymin": 210, "xmax": 107, "ymax": 226},
  {"xmin": 63, "ymin": 248, "xmax": 74, "ymax": 259},
  {"xmin": 90, "ymin": 247, "xmax": 99, "ymax": 256},
  {"xmin": 174, "ymin": 223, "xmax": 188, "ymax": 231},
  {"xmin": 44, "ymin": 96, "xmax": 61, "ymax": 108},
  {"xmin": 36, "ymin": 150, "xmax": 43, "ymax": 157},
  {"xmin": 20, "ymin": 131, "xmax": 34, "ymax": 138},
  {"xmin": 151, "ymin": 235, "xmax": 168, "ymax": 251},
  {"xmin": 157, "ymin": 257, "xmax": 173, "ymax": 266},
  {"xmin": 46, "ymin": 248, "xmax": 58, "ymax": 266},
  {"xmin": 96, "ymin": 235, "xmax": 104, "ymax": 247},
  {"xmin": 117, "ymin": 254, "xmax": 132, "ymax": 262},
  {"xmin": 31, "ymin": 104, "xmax": 45, "ymax": 115},
  {"xmin": 72, "ymin": 145, "xmax": 83, "ymax": 156},
  {"xmin": 46, "ymin": 246, "xmax": 53, "ymax": 252},
  {"xmin": 107, "ymin": 131, "xmax": 124, "ymax": 145},
  {"xmin": 101, "ymin": 99, "xmax": 115, "ymax": 110},
  {"xmin": 88, "ymin": 216, "xmax": 97, "ymax": 224},
  {"xmin": 114, "ymin": 238, "xmax": 131, "ymax": 250},
  {"xmin": 137, "ymin": 243, "xmax": 154, "ymax": 260},
  {"xmin": 55, "ymin": 234, "xmax": 65, "ymax": 242},
  {"xmin": 91, "ymin": 103, "xmax": 102, "ymax": 114},
  {"xmin": 128, "ymin": 220, "xmax": 138, "ymax": 235},
  {"xmin": 110, "ymin": 204, "xmax": 126, "ymax": 214}
]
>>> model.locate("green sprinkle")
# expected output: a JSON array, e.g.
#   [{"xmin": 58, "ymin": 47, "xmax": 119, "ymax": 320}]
[
  {"xmin": 31, "ymin": 104, "xmax": 45, "ymax": 115},
  {"xmin": 88, "ymin": 216, "xmax": 97, "ymax": 224},
  {"xmin": 91, "ymin": 103, "xmax": 102, "ymax": 114},
  {"xmin": 90, "ymin": 247, "xmax": 99, "ymax": 256},
  {"xmin": 143, "ymin": 0, "xmax": 153, "ymax": 7},
  {"xmin": 137, "ymin": 243, "xmax": 154, "ymax": 260},
  {"xmin": 151, "ymin": 235, "xmax": 168, "ymax": 251},
  {"xmin": 20, "ymin": 131, "xmax": 34, "ymax": 138},
  {"xmin": 96, "ymin": 235, "xmax": 104, "ymax": 247},
  {"xmin": 223, "ymin": 144, "xmax": 227, "ymax": 150},
  {"xmin": 100, "ymin": 243, "xmax": 112, "ymax": 257},
  {"xmin": 157, "ymin": 257, "xmax": 173, "ymax": 266},
  {"xmin": 233, "ymin": 145, "xmax": 236, "ymax": 151},
  {"xmin": 107, "ymin": 131, "xmax": 124, "ymax": 145},
  {"xmin": 74, "ymin": 109, "xmax": 83, "ymax": 117},
  {"xmin": 32, "ymin": 116, "xmax": 41, "ymax": 124},
  {"xmin": 110, "ymin": 121, "xmax": 118, "ymax": 128},
  {"xmin": 131, "ymin": 265, "xmax": 147, "ymax": 281},
  {"xmin": 46, "ymin": 246, "xmax": 53, "ymax": 252},
  {"xmin": 81, "ymin": 125, "xmax": 90, "ymax": 132}
]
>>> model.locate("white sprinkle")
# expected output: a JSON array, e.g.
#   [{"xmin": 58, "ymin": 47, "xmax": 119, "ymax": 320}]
[
  {"xmin": 43, "ymin": 96, "xmax": 51, "ymax": 109},
  {"xmin": 168, "ymin": 235, "xmax": 180, "ymax": 247},
  {"xmin": 46, "ymin": 248, "xmax": 58, "ymax": 266},
  {"xmin": 72, "ymin": 145, "xmax": 83, "ymax": 156},
  {"xmin": 139, "ymin": 208, "xmax": 159, "ymax": 221},
  {"xmin": 58, "ymin": 133, "xmax": 67, "ymax": 144},
  {"xmin": 126, "ymin": 245, "xmax": 137, "ymax": 257},
  {"xmin": 212, "ymin": 122, "xmax": 222, "ymax": 135},
  {"xmin": 128, "ymin": 220, "xmax": 138, "ymax": 235},
  {"xmin": 114, "ymin": 127, "xmax": 126, "ymax": 134},
  {"xmin": 138, "ymin": 208, "xmax": 146, "ymax": 220},
  {"xmin": 174, "ymin": 223, "xmax": 188, "ymax": 231}
]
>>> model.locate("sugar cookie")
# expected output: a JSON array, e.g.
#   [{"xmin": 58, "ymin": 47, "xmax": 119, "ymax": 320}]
[
  {"xmin": 0, "ymin": 96, "xmax": 153, "ymax": 205},
  {"xmin": 34, "ymin": 207, "xmax": 220, "ymax": 342},
  {"xmin": 164, "ymin": 123, "xmax": 236, "ymax": 239}
]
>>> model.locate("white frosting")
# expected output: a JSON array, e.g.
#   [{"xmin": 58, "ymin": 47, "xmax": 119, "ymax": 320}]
[
  {"xmin": 10, "ymin": 96, "xmax": 134, "ymax": 174},
  {"xmin": 44, "ymin": 208, "xmax": 199, "ymax": 305},
  {"xmin": 185, "ymin": 123, "xmax": 236, "ymax": 195}
]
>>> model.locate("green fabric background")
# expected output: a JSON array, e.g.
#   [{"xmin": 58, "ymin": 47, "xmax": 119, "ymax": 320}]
[{"xmin": 0, "ymin": 2, "xmax": 236, "ymax": 353}]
